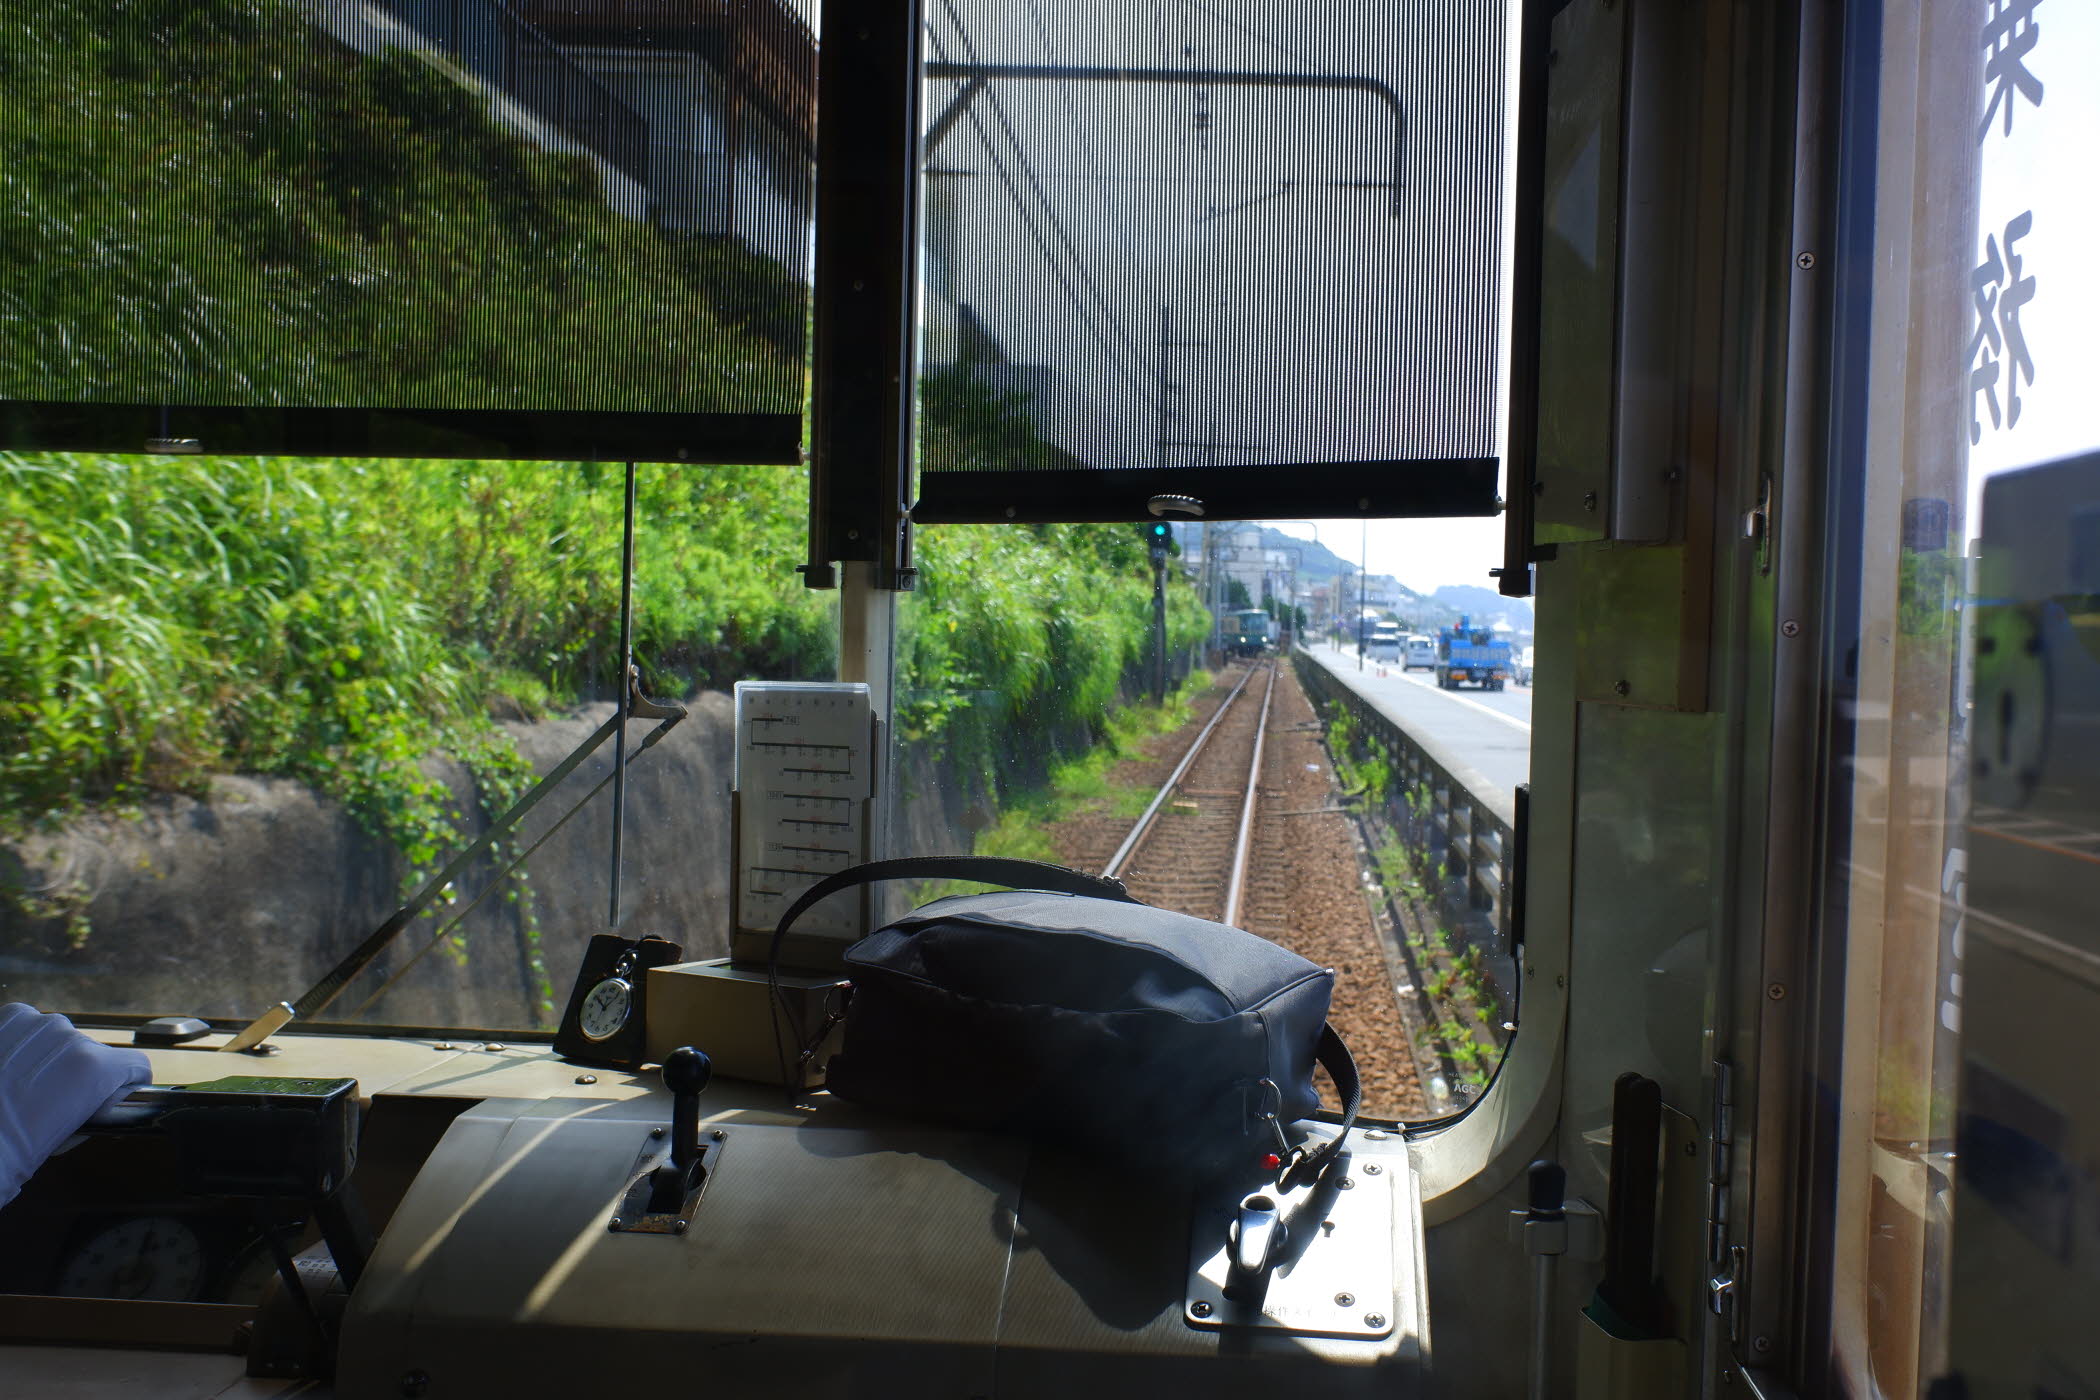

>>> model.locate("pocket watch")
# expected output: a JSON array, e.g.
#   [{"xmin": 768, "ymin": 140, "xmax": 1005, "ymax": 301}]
[
  {"xmin": 554, "ymin": 933, "xmax": 683, "ymax": 1069},
  {"xmin": 578, "ymin": 949, "xmax": 639, "ymax": 1042}
]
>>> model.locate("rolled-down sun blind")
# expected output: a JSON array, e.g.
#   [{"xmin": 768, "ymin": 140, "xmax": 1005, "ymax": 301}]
[{"xmin": 914, "ymin": 0, "xmax": 1512, "ymax": 522}]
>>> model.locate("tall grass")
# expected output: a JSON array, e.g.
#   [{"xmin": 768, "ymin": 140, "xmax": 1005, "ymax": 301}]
[{"xmin": 0, "ymin": 455, "xmax": 831, "ymax": 827}]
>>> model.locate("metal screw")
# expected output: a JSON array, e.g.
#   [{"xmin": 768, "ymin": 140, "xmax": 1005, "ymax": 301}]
[
  {"xmin": 1665, "ymin": 466, "xmax": 1683, "ymax": 482},
  {"xmin": 1336, "ymin": 1292, "xmax": 1356, "ymax": 1307},
  {"xmin": 1337, "ymin": 1176, "xmax": 1357, "ymax": 1190},
  {"xmin": 673, "ymin": 1219, "xmax": 689, "ymax": 1234},
  {"xmin": 1364, "ymin": 1129, "xmax": 1388, "ymax": 1141},
  {"xmin": 575, "ymin": 1074, "xmax": 597, "ymax": 1085},
  {"xmin": 433, "ymin": 1043, "xmax": 456, "ymax": 1051},
  {"xmin": 608, "ymin": 1217, "xmax": 624, "ymax": 1231},
  {"xmin": 1532, "ymin": 480, "xmax": 1547, "ymax": 497},
  {"xmin": 1582, "ymin": 490, "xmax": 1599, "ymax": 512},
  {"xmin": 1768, "ymin": 982, "xmax": 1788, "ymax": 1000},
  {"xmin": 1686, "ymin": 1141, "xmax": 1699, "ymax": 1156},
  {"xmin": 1191, "ymin": 1300, "xmax": 1214, "ymax": 1318},
  {"xmin": 1556, "ymin": 974, "xmax": 1567, "ymax": 988},
  {"xmin": 711, "ymin": 1128, "xmax": 727, "ymax": 1141},
  {"xmin": 1796, "ymin": 251, "xmax": 1816, "ymax": 269},
  {"xmin": 399, "ymin": 1371, "xmax": 430, "ymax": 1399},
  {"xmin": 1613, "ymin": 679, "xmax": 1630, "ymax": 697},
  {"xmin": 1365, "ymin": 1312, "xmax": 1387, "ymax": 1329},
  {"xmin": 482, "ymin": 1043, "xmax": 505, "ymax": 1052},
  {"xmin": 1362, "ymin": 1162, "xmax": 1383, "ymax": 1175},
  {"xmin": 651, "ymin": 1126, "xmax": 666, "ymax": 1138},
  {"xmin": 1782, "ymin": 619, "xmax": 1801, "ymax": 637},
  {"xmin": 1754, "ymin": 1335, "xmax": 1774, "ymax": 1354}
]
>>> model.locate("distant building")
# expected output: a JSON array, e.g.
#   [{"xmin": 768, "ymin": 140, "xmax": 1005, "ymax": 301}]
[{"xmin": 513, "ymin": 0, "xmax": 815, "ymax": 268}]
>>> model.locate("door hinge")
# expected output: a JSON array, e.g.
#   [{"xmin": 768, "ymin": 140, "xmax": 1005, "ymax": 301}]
[{"xmin": 1706, "ymin": 1060, "xmax": 1744, "ymax": 1343}]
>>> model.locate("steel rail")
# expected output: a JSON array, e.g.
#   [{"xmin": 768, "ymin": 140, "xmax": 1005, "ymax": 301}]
[
  {"xmin": 1221, "ymin": 663, "xmax": 1279, "ymax": 929},
  {"xmin": 1101, "ymin": 662, "xmax": 1260, "ymax": 880}
]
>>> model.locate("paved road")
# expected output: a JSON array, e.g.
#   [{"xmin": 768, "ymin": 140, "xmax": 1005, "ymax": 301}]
[{"xmin": 1298, "ymin": 644, "xmax": 1532, "ymax": 816}]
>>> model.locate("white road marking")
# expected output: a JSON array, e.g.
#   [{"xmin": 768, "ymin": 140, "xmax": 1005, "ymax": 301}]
[{"xmin": 1385, "ymin": 669, "xmax": 1533, "ymax": 733}]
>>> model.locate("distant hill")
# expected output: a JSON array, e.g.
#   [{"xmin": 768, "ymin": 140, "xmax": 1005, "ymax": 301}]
[{"xmin": 1431, "ymin": 585, "xmax": 1535, "ymax": 634}]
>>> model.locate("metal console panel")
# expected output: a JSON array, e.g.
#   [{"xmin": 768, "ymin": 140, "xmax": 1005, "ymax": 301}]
[{"xmin": 338, "ymin": 1099, "xmax": 1429, "ymax": 1398}]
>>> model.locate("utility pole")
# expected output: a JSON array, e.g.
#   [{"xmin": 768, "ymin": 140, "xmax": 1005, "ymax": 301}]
[
  {"xmin": 1148, "ymin": 522, "xmax": 1170, "ymax": 702},
  {"xmin": 1358, "ymin": 518, "xmax": 1368, "ymax": 671}
]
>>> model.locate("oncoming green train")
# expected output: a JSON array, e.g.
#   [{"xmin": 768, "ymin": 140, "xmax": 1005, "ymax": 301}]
[{"xmin": 1220, "ymin": 607, "xmax": 1275, "ymax": 657}]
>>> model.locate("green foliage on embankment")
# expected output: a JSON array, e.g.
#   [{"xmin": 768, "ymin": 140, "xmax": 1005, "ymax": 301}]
[
  {"xmin": 0, "ymin": 457, "xmax": 1208, "ymax": 842},
  {"xmin": 0, "ymin": 0, "xmax": 800, "ymax": 408}
]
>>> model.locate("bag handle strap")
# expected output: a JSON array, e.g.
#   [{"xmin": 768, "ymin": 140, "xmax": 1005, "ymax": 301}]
[
  {"xmin": 767, "ymin": 855, "xmax": 1138, "ymax": 971},
  {"xmin": 1281, "ymin": 1024, "xmax": 1361, "ymax": 1189}
]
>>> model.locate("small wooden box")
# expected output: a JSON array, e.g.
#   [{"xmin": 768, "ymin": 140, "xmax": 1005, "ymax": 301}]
[{"xmin": 644, "ymin": 959, "xmax": 848, "ymax": 1090}]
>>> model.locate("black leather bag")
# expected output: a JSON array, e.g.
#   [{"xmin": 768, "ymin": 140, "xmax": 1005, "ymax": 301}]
[{"xmin": 769, "ymin": 856, "xmax": 1359, "ymax": 1186}]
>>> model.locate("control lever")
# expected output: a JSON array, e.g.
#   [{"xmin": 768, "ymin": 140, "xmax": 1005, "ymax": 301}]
[
  {"xmin": 1523, "ymin": 1159, "xmax": 1567, "ymax": 1400},
  {"xmin": 645, "ymin": 1047, "xmax": 711, "ymax": 1214},
  {"xmin": 1223, "ymin": 1191, "xmax": 1286, "ymax": 1302}
]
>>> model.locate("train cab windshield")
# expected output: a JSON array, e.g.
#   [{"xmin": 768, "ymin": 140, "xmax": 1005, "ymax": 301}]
[{"xmin": 2, "ymin": 1, "xmax": 2097, "ymax": 1398}]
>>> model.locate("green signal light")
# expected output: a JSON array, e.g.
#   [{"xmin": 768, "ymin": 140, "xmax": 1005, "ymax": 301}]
[{"xmin": 1149, "ymin": 523, "xmax": 1170, "ymax": 538}]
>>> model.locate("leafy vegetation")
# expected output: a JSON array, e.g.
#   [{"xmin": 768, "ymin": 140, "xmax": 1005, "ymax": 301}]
[
  {"xmin": 2, "ymin": 459, "xmax": 1209, "ymax": 893},
  {"xmin": 1312, "ymin": 674, "xmax": 1508, "ymax": 1098},
  {"xmin": 902, "ymin": 523, "xmax": 1211, "ymax": 795},
  {"xmin": 1, "ymin": 0, "xmax": 800, "ymax": 410}
]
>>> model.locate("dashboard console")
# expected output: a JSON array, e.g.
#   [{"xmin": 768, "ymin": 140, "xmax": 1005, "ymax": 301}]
[{"xmin": 0, "ymin": 1029, "xmax": 1428, "ymax": 1398}]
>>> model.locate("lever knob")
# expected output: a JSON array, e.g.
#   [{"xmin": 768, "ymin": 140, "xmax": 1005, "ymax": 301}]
[
  {"xmin": 663, "ymin": 1046, "xmax": 712, "ymax": 1098},
  {"xmin": 1526, "ymin": 1158, "xmax": 1565, "ymax": 1220}
]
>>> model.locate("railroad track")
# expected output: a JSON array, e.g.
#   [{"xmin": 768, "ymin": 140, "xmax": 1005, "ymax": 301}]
[{"xmin": 1103, "ymin": 660, "xmax": 1278, "ymax": 926}]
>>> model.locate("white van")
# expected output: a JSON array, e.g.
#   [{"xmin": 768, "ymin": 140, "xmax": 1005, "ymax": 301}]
[{"xmin": 1403, "ymin": 636, "xmax": 1437, "ymax": 671}]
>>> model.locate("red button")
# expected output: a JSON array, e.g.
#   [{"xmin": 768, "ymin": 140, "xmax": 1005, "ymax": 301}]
[{"xmin": 1262, "ymin": 1153, "xmax": 1282, "ymax": 1171}]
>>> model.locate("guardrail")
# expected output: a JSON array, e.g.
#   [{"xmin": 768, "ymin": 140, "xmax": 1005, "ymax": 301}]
[
  {"xmin": 1292, "ymin": 652, "xmax": 1517, "ymax": 1023},
  {"xmin": 376, "ymin": 0, "xmax": 652, "ymax": 186}
]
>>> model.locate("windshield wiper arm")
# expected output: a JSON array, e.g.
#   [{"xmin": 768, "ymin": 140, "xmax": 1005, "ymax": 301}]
[{"xmin": 220, "ymin": 672, "xmax": 685, "ymax": 1052}]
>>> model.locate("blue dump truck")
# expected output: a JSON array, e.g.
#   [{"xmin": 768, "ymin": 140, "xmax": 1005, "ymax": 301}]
[{"xmin": 1434, "ymin": 616, "xmax": 1513, "ymax": 690}]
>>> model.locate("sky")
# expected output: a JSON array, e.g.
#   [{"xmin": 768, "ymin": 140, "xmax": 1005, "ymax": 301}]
[{"xmin": 1263, "ymin": 516, "xmax": 1508, "ymax": 596}]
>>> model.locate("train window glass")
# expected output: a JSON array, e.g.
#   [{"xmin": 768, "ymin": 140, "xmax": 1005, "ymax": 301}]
[
  {"xmin": 909, "ymin": 0, "xmax": 1512, "ymax": 523},
  {"xmin": 890, "ymin": 521, "xmax": 1520, "ymax": 1123},
  {"xmin": 0, "ymin": 455, "xmax": 835, "ymax": 1034},
  {"xmin": 1815, "ymin": 3, "xmax": 2100, "ymax": 1393},
  {"xmin": 0, "ymin": 0, "xmax": 814, "ymax": 462}
]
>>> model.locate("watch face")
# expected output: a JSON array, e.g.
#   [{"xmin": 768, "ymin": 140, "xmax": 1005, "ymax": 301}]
[{"xmin": 578, "ymin": 976, "xmax": 634, "ymax": 1042}]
